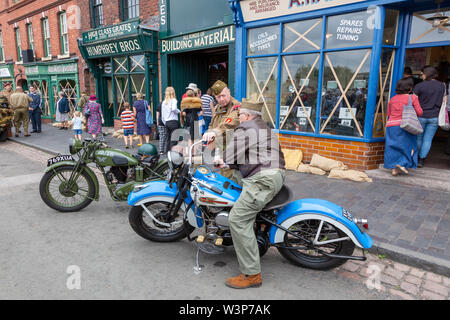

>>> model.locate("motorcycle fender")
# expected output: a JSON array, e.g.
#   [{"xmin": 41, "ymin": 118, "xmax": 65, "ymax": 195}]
[
  {"xmin": 45, "ymin": 161, "xmax": 100, "ymax": 201},
  {"xmin": 127, "ymin": 180, "xmax": 201, "ymax": 228},
  {"xmin": 269, "ymin": 199, "xmax": 372, "ymax": 249}
]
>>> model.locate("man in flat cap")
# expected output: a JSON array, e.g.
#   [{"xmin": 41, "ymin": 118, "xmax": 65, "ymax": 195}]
[
  {"xmin": 0, "ymin": 82, "xmax": 13, "ymax": 103},
  {"xmin": 214, "ymin": 99, "xmax": 286, "ymax": 289},
  {"xmin": 203, "ymin": 80, "xmax": 241, "ymax": 179}
]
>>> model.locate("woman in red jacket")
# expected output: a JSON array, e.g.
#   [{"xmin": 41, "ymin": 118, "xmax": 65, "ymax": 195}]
[{"xmin": 384, "ymin": 78, "xmax": 423, "ymax": 176}]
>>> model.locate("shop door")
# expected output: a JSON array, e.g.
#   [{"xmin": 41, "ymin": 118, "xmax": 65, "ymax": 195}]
[
  {"xmin": 101, "ymin": 77, "xmax": 114, "ymax": 127},
  {"xmin": 169, "ymin": 47, "xmax": 228, "ymax": 101}
]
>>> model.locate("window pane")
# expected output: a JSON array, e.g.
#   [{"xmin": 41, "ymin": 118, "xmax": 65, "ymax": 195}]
[
  {"xmin": 247, "ymin": 25, "xmax": 280, "ymax": 56},
  {"xmin": 383, "ymin": 10, "xmax": 398, "ymax": 45},
  {"xmin": 130, "ymin": 55, "xmax": 145, "ymax": 72},
  {"xmin": 115, "ymin": 75, "xmax": 129, "ymax": 116},
  {"xmin": 130, "ymin": 74, "xmax": 146, "ymax": 105},
  {"xmin": 114, "ymin": 57, "xmax": 128, "ymax": 73},
  {"xmin": 280, "ymin": 54, "xmax": 319, "ymax": 133},
  {"xmin": 326, "ymin": 11, "xmax": 375, "ymax": 49},
  {"xmin": 283, "ymin": 18, "xmax": 322, "ymax": 53},
  {"xmin": 320, "ymin": 49, "xmax": 371, "ymax": 137},
  {"xmin": 409, "ymin": 8, "xmax": 450, "ymax": 44},
  {"xmin": 246, "ymin": 57, "xmax": 278, "ymax": 128}
]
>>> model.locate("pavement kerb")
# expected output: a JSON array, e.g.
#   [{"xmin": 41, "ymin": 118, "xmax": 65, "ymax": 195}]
[{"xmin": 7, "ymin": 137, "xmax": 450, "ymax": 278}]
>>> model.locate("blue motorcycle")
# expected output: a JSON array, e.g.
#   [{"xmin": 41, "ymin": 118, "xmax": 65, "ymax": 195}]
[{"xmin": 127, "ymin": 140, "xmax": 372, "ymax": 270}]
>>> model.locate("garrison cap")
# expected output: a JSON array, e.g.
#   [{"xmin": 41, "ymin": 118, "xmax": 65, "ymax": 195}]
[
  {"xmin": 211, "ymin": 80, "xmax": 228, "ymax": 95},
  {"xmin": 240, "ymin": 98, "xmax": 263, "ymax": 112}
]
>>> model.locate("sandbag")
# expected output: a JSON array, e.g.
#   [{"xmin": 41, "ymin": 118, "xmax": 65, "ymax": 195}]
[
  {"xmin": 282, "ymin": 148, "xmax": 303, "ymax": 171},
  {"xmin": 297, "ymin": 163, "xmax": 327, "ymax": 175},
  {"xmin": 328, "ymin": 169, "xmax": 372, "ymax": 183},
  {"xmin": 310, "ymin": 154, "xmax": 347, "ymax": 172}
]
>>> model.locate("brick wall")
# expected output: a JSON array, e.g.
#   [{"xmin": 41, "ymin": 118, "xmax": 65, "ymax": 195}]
[{"xmin": 279, "ymin": 133, "xmax": 385, "ymax": 171}]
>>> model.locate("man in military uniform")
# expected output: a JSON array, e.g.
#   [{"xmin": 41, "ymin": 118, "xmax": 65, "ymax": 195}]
[
  {"xmin": 203, "ymin": 80, "xmax": 240, "ymax": 179},
  {"xmin": 0, "ymin": 82, "xmax": 13, "ymax": 103},
  {"xmin": 214, "ymin": 99, "xmax": 286, "ymax": 289},
  {"xmin": 10, "ymin": 87, "xmax": 32, "ymax": 137}
]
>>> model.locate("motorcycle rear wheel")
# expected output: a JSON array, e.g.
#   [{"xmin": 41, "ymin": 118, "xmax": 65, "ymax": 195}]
[
  {"xmin": 129, "ymin": 200, "xmax": 194, "ymax": 242},
  {"xmin": 39, "ymin": 165, "xmax": 96, "ymax": 212},
  {"xmin": 277, "ymin": 218, "xmax": 355, "ymax": 270}
]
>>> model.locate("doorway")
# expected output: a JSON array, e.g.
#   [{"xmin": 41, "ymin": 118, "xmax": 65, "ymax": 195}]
[
  {"xmin": 101, "ymin": 76, "xmax": 114, "ymax": 127},
  {"xmin": 404, "ymin": 45, "xmax": 450, "ymax": 169},
  {"xmin": 168, "ymin": 46, "xmax": 229, "ymax": 101}
]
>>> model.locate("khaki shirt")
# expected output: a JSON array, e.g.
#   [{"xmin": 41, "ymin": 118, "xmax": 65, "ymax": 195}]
[
  {"xmin": 9, "ymin": 92, "xmax": 32, "ymax": 110},
  {"xmin": 210, "ymin": 97, "xmax": 240, "ymax": 143}
]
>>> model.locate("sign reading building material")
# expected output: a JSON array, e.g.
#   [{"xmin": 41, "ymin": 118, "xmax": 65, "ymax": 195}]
[
  {"xmin": 161, "ymin": 25, "xmax": 235, "ymax": 53},
  {"xmin": 240, "ymin": 0, "xmax": 366, "ymax": 22}
]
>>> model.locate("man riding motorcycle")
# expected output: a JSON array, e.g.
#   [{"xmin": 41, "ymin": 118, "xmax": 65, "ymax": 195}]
[{"xmin": 214, "ymin": 99, "xmax": 286, "ymax": 289}]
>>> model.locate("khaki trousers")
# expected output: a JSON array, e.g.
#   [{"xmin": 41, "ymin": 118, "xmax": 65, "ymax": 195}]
[
  {"xmin": 229, "ymin": 168, "xmax": 285, "ymax": 275},
  {"xmin": 13, "ymin": 108, "xmax": 29, "ymax": 135}
]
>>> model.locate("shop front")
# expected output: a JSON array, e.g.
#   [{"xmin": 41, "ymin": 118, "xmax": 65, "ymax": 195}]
[
  {"xmin": 0, "ymin": 64, "xmax": 15, "ymax": 91},
  {"xmin": 24, "ymin": 59, "xmax": 79, "ymax": 122},
  {"xmin": 229, "ymin": 0, "xmax": 450, "ymax": 170},
  {"xmin": 159, "ymin": 0, "xmax": 236, "ymax": 100},
  {"xmin": 78, "ymin": 19, "xmax": 158, "ymax": 128}
]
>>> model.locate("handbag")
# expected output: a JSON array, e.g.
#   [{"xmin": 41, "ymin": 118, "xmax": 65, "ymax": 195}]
[
  {"xmin": 400, "ymin": 95, "xmax": 423, "ymax": 135},
  {"xmin": 84, "ymin": 102, "xmax": 91, "ymax": 118},
  {"xmin": 438, "ymin": 94, "xmax": 449, "ymax": 131},
  {"xmin": 144, "ymin": 100, "xmax": 153, "ymax": 127}
]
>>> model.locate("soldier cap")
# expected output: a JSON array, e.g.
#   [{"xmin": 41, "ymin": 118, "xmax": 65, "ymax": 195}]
[
  {"xmin": 240, "ymin": 98, "xmax": 263, "ymax": 113},
  {"xmin": 211, "ymin": 80, "xmax": 228, "ymax": 96}
]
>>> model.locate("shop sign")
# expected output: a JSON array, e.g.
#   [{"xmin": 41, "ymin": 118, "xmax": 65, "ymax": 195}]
[
  {"xmin": 84, "ymin": 38, "xmax": 143, "ymax": 58},
  {"xmin": 0, "ymin": 67, "xmax": 11, "ymax": 78},
  {"xmin": 161, "ymin": 25, "xmax": 235, "ymax": 54},
  {"xmin": 82, "ymin": 20, "xmax": 140, "ymax": 43},
  {"xmin": 25, "ymin": 66, "xmax": 39, "ymax": 75},
  {"xmin": 240, "ymin": 0, "xmax": 367, "ymax": 22},
  {"xmin": 48, "ymin": 63, "xmax": 78, "ymax": 74}
]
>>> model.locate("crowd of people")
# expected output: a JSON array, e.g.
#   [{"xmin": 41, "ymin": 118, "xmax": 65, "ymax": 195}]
[{"xmin": 384, "ymin": 65, "xmax": 449, "ymax": 176}]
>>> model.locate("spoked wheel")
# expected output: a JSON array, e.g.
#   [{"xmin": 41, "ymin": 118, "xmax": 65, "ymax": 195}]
[
  {"xmin": 129, "ymin": 199, "xmax": 194, "ymax": 242},
  {"xmin": 39, "ymin": 165, "xmax": 96, "ymax": 212},
  {"xmin": 277, "ymin": 218, "xmax": 355, "ymax": 270}
]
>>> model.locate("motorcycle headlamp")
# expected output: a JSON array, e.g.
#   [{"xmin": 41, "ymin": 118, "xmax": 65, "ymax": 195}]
[
  {"xmin": 167, "ymin": 151, "xmax": 184, "ymax": 169},
  {"xmin": 69, "ymin": 138, "xmax": 83, "ymax": 155}
]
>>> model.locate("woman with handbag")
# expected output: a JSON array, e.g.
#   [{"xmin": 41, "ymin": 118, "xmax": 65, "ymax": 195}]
[
  {"xmin": 413, "ymin": 66, "xmax": 446, "ymax": 167},
  {"xmin": 133, "ymin": 92, "xmax": 152, "ymax": 147},
  {"xmin": 384, "ymin": 78, "xmax": 423, "ymax": 176},
  {"xmin": 55, "ymin": 92, "xmax": 70, "ymax": 130},
  {"xmin": 84, "ymin": 95, "xmax": 104, "ymax": 140}
]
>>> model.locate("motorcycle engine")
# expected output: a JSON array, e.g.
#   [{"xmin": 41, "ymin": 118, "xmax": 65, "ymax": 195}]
[
  {"xmin": 108, "ymin": 166, "xmax": 133, "ymax": 184},
  {"xmin": 215, "ymin": 211, "xmax": 230, "ymax": 230}
]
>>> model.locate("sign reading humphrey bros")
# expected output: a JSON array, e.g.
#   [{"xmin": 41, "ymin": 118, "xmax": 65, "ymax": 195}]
[
  {"xmin": 161, "ymin": 25, "xmax": 235, "ymax": 54},
  {"xmin": 83, "ymin": 20, "xmax": 139, "ymax": 43}
]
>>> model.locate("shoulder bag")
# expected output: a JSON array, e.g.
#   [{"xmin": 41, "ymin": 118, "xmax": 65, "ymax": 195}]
[
  {"xmin": 400, "ymin": 95, "xmax": 423, "ymax": 135},
  {"xmin": 145, "ymin": 100, "xmax": 153, "ymax": 127}
]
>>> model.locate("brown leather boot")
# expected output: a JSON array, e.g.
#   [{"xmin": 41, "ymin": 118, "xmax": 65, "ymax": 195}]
[{"xmin": 225, "ymin": 273, "xmax": 262, "ymax": 289}]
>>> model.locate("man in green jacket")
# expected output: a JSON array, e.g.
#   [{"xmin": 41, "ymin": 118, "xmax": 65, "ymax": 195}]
[{"xmin": 10, "ymin": 87, "xmax": 32, "ymax": 137}]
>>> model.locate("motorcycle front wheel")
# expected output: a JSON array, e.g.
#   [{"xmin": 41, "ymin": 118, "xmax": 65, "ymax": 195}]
[
  {"xmin": 277, "ymin": 218, "xmax": 355, "ymax": 270},
  {"xmin": 39, "ymin": 165, "xmax": 96, "ymax": 212},
  {"xmin": 129, "ymin": 200, "xmax": 194, "ymax": 242}
]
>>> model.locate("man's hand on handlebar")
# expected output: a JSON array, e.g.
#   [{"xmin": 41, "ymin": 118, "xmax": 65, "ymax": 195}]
[{"xmin": 213, "ymin": 158, "xmax": 228, "ymax": 169}]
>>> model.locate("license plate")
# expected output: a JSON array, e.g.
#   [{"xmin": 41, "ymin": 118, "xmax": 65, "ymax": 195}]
[{"xmin": 47, "ymin": 155, "xmax": 75, "ymax": 166}]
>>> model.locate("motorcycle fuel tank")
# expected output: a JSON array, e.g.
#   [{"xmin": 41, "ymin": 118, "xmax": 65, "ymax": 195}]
[{"xmin": 95, "ymin": 148, "xmax": 139, "ymax": 167}]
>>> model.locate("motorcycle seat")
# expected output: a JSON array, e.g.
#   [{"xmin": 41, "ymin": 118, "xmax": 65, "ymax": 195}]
[{"xmin": 262, "ymin": 185, "xmax": 293, "ymax": 211}]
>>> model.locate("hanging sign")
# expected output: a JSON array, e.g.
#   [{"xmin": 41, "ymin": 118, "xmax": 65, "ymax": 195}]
[
  {"xmin": 0, "ymin": 67, "xmax": 11, "ymax": 78},
  {"xmin": 240, "ymin": 0, "xmax": 367, "ymax": 22},
  {"xmin": 161, "ymin": 25, "xmax": 235, "ymax": 54}
]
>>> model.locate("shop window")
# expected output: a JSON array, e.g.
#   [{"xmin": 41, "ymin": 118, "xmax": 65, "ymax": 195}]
[
  {"xmin": 383, "ymin": 10, "xmax": 399, "ymax": 45},
  {"xmin": 280, "ymin": 54, "xmax": 319, "ymax": 133},
  {"xmin": 115, "ymin": 75, "xmax": 129, "ymax": 117},
  {"xmin": 246, "ymin": 57, "xmax": 278, "ymax": 128},
  {"xmin": 0, "ymin": 31, "xmax": 4, "ymax": 61},
  {"xmin": 91, "ymin": 0, "xmax": 104, "ymax": 29},
  {"xmin": 59, "ymin": 12, "xmax": 69, "ymax": 55},
  {"xmin": 409, "ymin": 8, "xmax": 450, "ymax": 44},
  {"xmin": 42, "ymin": 18, "xmax": 51, "ymax": 58},
  {"xmin": 15, "ymin": 28, "xmax": 22, "ymax": 62},
  {"xmin": 122, "ymin": 0, "xmax": 140, "ymax": 21},
  {"xmin": 320, "ymin": 49, "xmax": 371, "ymax": 137},
  {"xmin": 373, "ymin": 48, "xmax": 395, "ymax": 138},
  {"xmin": 40, "ymin": 80, "xmax": 51, "ymax": 117},
  {"xmin": 130, "ymin": 74, "xmax": 146, "ymax": 104},
  {"xmin": 130, "ymin": 55, "xmax": 145, "ymax": 72},
  {"xmin": 283, "ymin": 18, "xmax": 323, "ymax": 53},
  {"xmin": 59, "ymin": 79, "xmax": 77, "ymax": 116},
  {"xmin": 247, "ymin": 25, "xmax": 279, "ymax": 56},
  {"xmin": 114, "ymin": 57, "xmax": 128, "ymax": 73},
  {"xmin": 326, "ymin": 11, "xmax": 375, "ymax": 49},
  {"xmin": 27, "ymin": 24, "xmax": 35, "ymax": 58}
]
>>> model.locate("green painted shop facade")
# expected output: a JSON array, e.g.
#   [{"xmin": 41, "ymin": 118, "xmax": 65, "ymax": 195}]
[
  {"xmin": 24, "ymin": 59, "xmax": 80, "ymax": 120},
  {"xmin": 0, "ymin": 64, "xmax": 15, "ymax": 91},
  {"xmin": 159, "ymin": 0, "xmax": 236, "ymax": 101},
  {"xmin": 78, "ymin": 18, "xmax": 159, "ymax": 127}
]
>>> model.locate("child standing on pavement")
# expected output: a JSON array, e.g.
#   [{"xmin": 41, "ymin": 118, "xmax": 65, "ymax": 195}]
[
  {"xmin": 121, "ymin": 102, "xmax": 135, "ymax": 149},
  {"xmin": 72, "ymin": 111, "xmax": 83, "ymax": 141}
]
